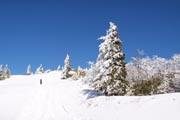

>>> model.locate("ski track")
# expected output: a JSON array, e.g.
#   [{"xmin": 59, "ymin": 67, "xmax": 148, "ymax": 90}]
[{"xmin": 17, "ymin": 78, "xmax": 87, "ymax": 120}]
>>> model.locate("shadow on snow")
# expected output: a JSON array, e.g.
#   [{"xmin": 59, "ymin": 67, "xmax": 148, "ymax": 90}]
[{"xmin": 82, "ymin": 89, "xmax": 104, "ymax": 99}]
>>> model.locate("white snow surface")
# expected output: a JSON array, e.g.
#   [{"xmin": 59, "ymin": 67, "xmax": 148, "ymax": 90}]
[{"xmin": 0, "ymin": 71, "xmax": 180, "ymax": 120}]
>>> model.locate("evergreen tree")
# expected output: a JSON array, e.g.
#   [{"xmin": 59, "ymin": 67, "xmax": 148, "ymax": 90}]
[
  {"xmin": 92, "ymin": 22, "xmax": 127, "ymax": 95},
  {"xmin": 4, "ymin": 64, "xmax": 10, "ymax": 78},
  {"xmin": 26, "ymin": 64, "xmax": 31, "ymax": 75},
  {"xmin": 57, "ymin": 65, "xmax": 61, "ymax": 71},
  {"xmin": 61, "ymin": 54, "xmax": 71, "ymax": 79},
  {"xmin": 35, "ymin": 64, "xmax": 44, "ymax": 74},
  {"xmin": 0, "ymin": 64, "xmax": 3, "ymax": 77},
  {"xmin": 0, "ymin": 64, "xmax": 4, "ymax": 80}
]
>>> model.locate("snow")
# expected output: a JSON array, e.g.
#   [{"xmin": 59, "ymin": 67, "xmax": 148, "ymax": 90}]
[{"xmin": 0, "ymin": 71, "xmax": 180, "ymax": 120}]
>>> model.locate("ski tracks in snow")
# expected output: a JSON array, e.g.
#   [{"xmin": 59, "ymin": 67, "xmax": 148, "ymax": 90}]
[{"xmin": 17, "ymin": 80, "xmax": 87, "ymax": 120}]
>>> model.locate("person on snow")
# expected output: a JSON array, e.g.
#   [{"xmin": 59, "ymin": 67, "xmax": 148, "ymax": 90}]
[{"xmin": 40, "ymin": 79, "xmax": 42, "ymax": 85}]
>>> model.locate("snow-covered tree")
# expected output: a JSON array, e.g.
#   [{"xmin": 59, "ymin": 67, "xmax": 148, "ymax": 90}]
[
  {"xmin": 35, "ymin": 64, "xmax": 44, "ymax": 74},
  {"xmin": 126, "ymin": 53, "xmax": 180, "ymax": 95},
  {"xmin": 92, "ymin": 22, "xmax": 127, "ymax": 95},
  {"xmin": 77, "ymin": 66, "xmax": 83, "ymax": 77},
  {"xmin": 0, "ymin": 64, "xmax": 3, "ymax": 77},
  {"xmin": 4, "ymin": 64, "xmax": 10, "ymax": 78},
  {"xmin": 85, "ymin": 61, "xmax": 98, "ymax": 83},
  {"xmin": 0, "ymin": 64, "xmax": 4, "ymax": 80},
  {"xmin": 61, "ymin": 54, "xmax": 71, "ymax": 79},
  {"xmin": 72, "ymin": 66, "xmax": 86, "ymax": 80},
  {"xmin": 57, "ymin": 65, "xmax": 61, "ymax": 71},
  {"xmin": 26, "ymin": 64, "xmax": 31, "ymax": 75}
]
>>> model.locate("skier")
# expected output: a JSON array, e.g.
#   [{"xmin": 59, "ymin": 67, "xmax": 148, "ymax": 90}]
[{"xmin": 40, "ymin": 79, "xmax": 42, "ymax": 85}]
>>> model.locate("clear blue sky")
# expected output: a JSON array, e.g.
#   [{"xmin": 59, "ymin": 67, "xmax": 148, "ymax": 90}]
[{"xmin": 0, "ymin": 0, "xmax": 179, "ymax": 74}]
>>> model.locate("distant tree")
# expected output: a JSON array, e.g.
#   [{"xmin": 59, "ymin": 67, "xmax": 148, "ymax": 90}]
[
  {"xmin": 132, "ymin": 49, "xmax": 144, "ymax": 70},
  {"xmin": 57, "ymin": 65, "xmax": 61, "ymax": 71},
  {"xmin": 0, "ymin": 64, "xmax": 4, "ymax": 80},
  {"xmin": 4, "ymin": 64, "xmax": 10, "ymax": 78},
  {"xmin": 61, "ymin": 54, "xmax": 71, "ymax": 79},
  {"xmin": 85, "ymin": 61, "xmax": 98, "ymax": 83},
  {"xmin": 0, "ymin": 64, "xmax": 3, "ymax": 77},
  {"xmin": 35, "ymin": 64, "xmax": 44, "ymax": 74},
  {"xmin": 72, "ymin": 66, "xmax": 86, "ymax": 80},
  {"xmin": 92, "ymin": 22, "xmax": 127, "ymax": 95},
  {"xmin": 26, "ymin": 64, "xmax": 31, "ymax": 75},
  {"xmin": 77, "ymin": 66, "xmax": 82, "ymax": 77}
]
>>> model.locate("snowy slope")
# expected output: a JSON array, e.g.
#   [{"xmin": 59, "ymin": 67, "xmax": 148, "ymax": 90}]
[{"xmin": 0, "ymin": 71, "xmax": 180, "ymax": 120}]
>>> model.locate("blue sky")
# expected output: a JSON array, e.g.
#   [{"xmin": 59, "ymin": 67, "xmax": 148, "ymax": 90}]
[{"xmin": 0, "ymin": 0, "xmax": 180, "ymax": 74}]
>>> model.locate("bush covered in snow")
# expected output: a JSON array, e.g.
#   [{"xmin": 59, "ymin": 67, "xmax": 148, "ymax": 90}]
[
  {"xmin": 128, "ymin": 77, "xmax": 162, "ymax": 96},
  {"xmin": 126, "ymin": 54, "xmax": 180, "ymax": 95},
  {"xmin": 72, "ymin": 66, "xmax": 86, "ymax": 80}
]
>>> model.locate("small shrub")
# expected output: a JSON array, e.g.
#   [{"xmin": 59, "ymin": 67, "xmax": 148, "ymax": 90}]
[
  {"xmin": 0, "ymin": 76, "xmax": 6, "ymax": 80},
  {"xmin": 131, "ymin": 77, "xmax": 162, "ymax": 96}
]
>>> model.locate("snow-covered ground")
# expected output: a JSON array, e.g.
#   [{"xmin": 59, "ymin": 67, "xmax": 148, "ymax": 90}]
[{"xmin": 0, "ymin": 71, "xmax": 180, "ymax": 120}]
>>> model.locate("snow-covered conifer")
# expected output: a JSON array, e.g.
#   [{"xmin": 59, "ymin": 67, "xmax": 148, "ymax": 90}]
[
  {"xmin": 35, "ymin": 64, "xmax": 44, "ymax": 74},
  {"xmin": 61, "ymin": 54, "xmax": 71, "ymax": 79},
  {"xmin": 4, "ymin": 64, "xmax": 10, "ymax": 78},
  {"xmin": 57, "ymin": 65, "xmax": 61, "ymax": 71},
  {"xmin": 92, "ymin": 22, "xmax": 127, "ymax": 95},
  {"xmin": 0, "ymin": 64, "xmax": 3, "ymax": 77},
  {"xmin": 0, "ymin": 64, "xmax": 4, "ymax": 80},
  {"xmin": 26, "ymin": 64, "xmax": 31, "ymax": 75}
]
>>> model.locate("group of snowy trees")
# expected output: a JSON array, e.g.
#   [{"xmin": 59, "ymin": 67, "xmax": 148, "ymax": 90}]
[
  {"xmin": 126, "ymin": 53, "xmax": 180, "ymax": 95},
  {"xmin": 25, "ymin": 55, "xmax": 73, "ymax": 78},
  {"xmin": 26, "ymin": 64, "xmax": 44, "ymax": 75},
  {"xmin": 26, "ymin": 64, "xmax": 62, "ymax": 75},
  {"xmin": 25, "ymin": 54, "xmax": 76, "ymax": 79},
  {"xmin": 86, "ymin": 22, "xmax": 180, "ymax": 96},
  {"xmin": 0, "ymin": 64, "xmax": 11, "ymax": 80}
]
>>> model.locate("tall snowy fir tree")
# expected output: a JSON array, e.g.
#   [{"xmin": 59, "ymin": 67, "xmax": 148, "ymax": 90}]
[
  {"xmin": 92, "ymin": 22, "xmax": 127, "ymax": 95},
  {"xmin": 61, "ymin": 54, "xmax": 71, "ymax": 79},
  {"xmin": 26, "ymin": 64, "xmax": 31, "ymax": 75},
  {"xmin": 4, "ymin": 64, "xmax": 10, "ymax": 78}
]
